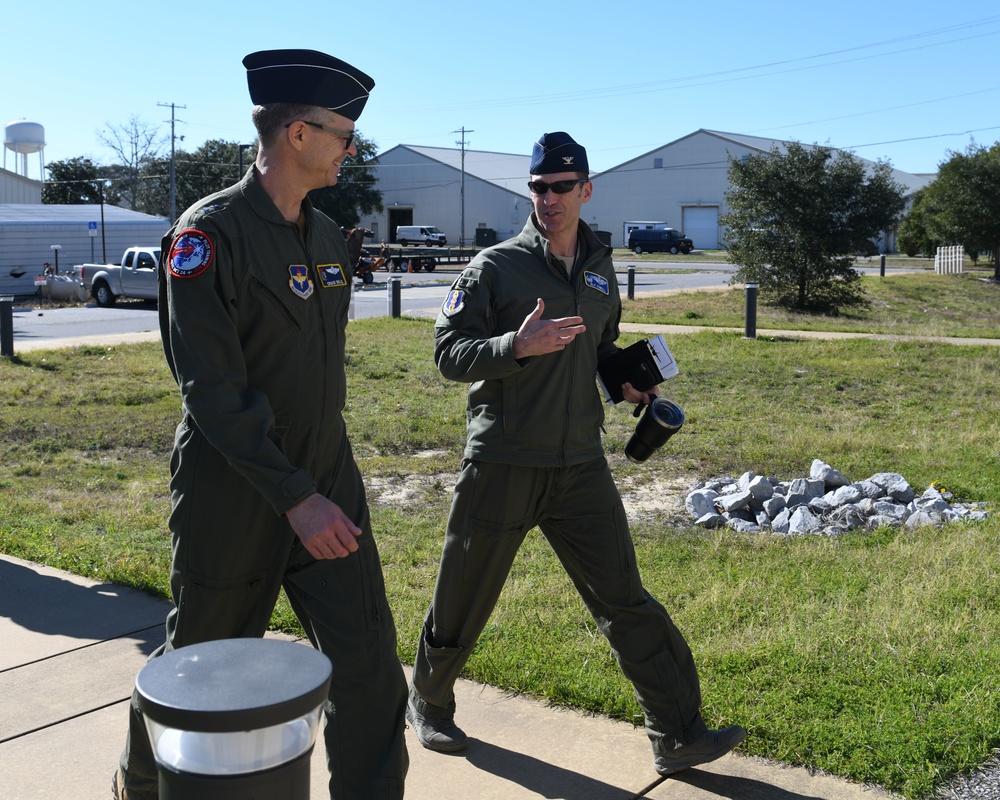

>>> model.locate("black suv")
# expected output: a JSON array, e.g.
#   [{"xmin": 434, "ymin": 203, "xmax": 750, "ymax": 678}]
[{"xmin": 627, "ymin": 228, "xmax": 694, "ymax": 254}]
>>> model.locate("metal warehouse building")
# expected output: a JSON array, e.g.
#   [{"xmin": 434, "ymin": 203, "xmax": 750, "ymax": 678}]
[
  {"xmin": 361, "ymin": 129, "xmax": 934, "ymax": 252},
  {"xmin": 587, "ymin": 129, "xmax": 935, "ymax": 250},
  {"xmin": 0, "ymin": 202, "xmax": 169, "ymax": 298},
  {"xmin": 355, "ymin": 144, "xmax": 533, "ymax": 247}
]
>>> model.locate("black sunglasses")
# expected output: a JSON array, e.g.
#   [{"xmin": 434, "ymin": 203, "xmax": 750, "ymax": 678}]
[
  {"xmin": 286, "ymin": 120, "xmax": 355, "ymax": 149},
  {"xmin": 526, "ymin": 178, "xmax": 589, "ymax": 195}
]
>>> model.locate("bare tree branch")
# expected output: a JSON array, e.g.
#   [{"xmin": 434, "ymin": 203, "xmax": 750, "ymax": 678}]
[{"xmin": 96, "ymin": 115, "xmax": 165, "ymax": 211}]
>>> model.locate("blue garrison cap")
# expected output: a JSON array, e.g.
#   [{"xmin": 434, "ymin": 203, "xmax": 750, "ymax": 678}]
[
  {"xmin": 243, "ymin": 49, "xmax": 374, "ymax": 121},
  {"xmin": 529, "ymin": 131, "xmax": 589, "ymax": 175}
]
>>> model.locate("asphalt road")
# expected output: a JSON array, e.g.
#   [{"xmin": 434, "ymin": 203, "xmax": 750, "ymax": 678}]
[
  {"xmin": 9, "ymin": 262, "xmax": 738, "ymax": 350},
  {"xmin": 8, "ymin": 260, "xmax": 908, "ymax": 351}
]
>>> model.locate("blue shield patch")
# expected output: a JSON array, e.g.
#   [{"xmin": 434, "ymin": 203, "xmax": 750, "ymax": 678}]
[
  {"xmin": 288, "ymin": 265, "xmax": 314, "ymax": 299},
  {"xmin": 584, "ymin": 271, "xmax": 609, "ymax": 295},
  {"xmin": 441, "ymin": 289, "xmax": 466, "ymax": 316}
]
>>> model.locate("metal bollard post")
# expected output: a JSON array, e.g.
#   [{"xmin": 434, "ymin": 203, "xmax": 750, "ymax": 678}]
[
  {"xmin": 388, "ymin": 277, "xmax": 401, "ymax": 318},
  {"xmin": 744, "ymin": 283, "xmax": 758, "ymax": 339},
  {"xmin": 627, "ymin": 266, "xmax": 635, "ymax": 300},
  {"xmin": 880, "ymin": 254, "xmax": 886, "ymax": 278},
  {"xmin": 1, "ymin": 297, "xmax": 13, "ymax": 358}
]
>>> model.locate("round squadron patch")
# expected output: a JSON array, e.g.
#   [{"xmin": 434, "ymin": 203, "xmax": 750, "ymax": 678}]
[{"xmin": 167, "ymin": 230, "xmax": 214, "ymax": 279}]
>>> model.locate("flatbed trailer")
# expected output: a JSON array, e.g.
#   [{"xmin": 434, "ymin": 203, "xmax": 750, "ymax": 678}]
[{"xmin": 385, "ymin": 246, "xmax": 477, "ymax": 273}]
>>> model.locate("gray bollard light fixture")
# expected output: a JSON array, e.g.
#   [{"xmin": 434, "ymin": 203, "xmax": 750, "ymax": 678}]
[{"xmin": 136, "ymin": 638, "xmax": 331, "ymax": 800}]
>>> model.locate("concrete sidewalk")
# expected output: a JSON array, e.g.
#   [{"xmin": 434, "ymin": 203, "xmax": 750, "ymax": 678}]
[{"xmin": 0, "ymin": 554, "xmax": 895, "ymax": 800}]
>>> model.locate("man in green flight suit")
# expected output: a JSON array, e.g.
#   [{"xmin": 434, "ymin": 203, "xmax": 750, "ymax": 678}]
[
  {"xmin": 112, "ymin": 50, "xmax": 408, "ymax": 800},
  {"xmin": 406, "ymin": 132, "xmax": 746, "ymax": 778}
]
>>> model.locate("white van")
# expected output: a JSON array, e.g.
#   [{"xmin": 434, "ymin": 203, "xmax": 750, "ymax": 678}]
[{"xmin": 396, "ymin": 225, "xmax": 447, "ymax": 247}]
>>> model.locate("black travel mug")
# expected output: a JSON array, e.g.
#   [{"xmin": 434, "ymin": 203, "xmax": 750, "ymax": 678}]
[{"xmin": 625, "ymin": 398, "xmax": 685, "ymax": 463}]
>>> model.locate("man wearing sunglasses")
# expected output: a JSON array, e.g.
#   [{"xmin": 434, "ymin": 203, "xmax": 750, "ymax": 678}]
[
  {"xmin": 112, "ymin": 49, "xmax": 408, "ymax": 800},
  {"xmin": 408, "ymin": 131, "xmax": 745, "ymax": 778}
]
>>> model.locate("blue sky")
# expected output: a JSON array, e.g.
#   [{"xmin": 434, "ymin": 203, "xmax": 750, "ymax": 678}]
[{"xmin": 3, "ymin": 0, "xmax": 999, "ymax": 183}]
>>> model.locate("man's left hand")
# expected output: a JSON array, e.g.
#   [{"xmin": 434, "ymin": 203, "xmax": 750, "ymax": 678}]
[{"xmin": 622, "ymin": 381, "xmax": 658, "ymax": 406}]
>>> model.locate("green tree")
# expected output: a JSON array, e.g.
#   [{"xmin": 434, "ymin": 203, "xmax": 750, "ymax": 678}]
[
  {"xmin": 42, "ymin": 157, "xmax": 121, "ymax": 205},
  {"xmin": 722, "ymin": 143, "xmax": 906, "ymax": 312},
  {"xmin": 308, "ymin": 131, "xmax": 382, "ymax": 228},
  {"xmin": 897, "ymin": 189, "xmax": 939, "ymax": 257},
  {"xmin": 137, "ymin": 140, "xmax": 259, "ymax": 219},
  {"xmin": 921, "ymin": 141, "xmax": 1000, "ymax": 279}
]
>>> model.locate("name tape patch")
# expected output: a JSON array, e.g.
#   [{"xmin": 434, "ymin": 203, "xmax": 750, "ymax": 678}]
[
  {"xmin": 318, "ymin": 264, "xmax": 347, "ymax": 288},
  {"xmin": 585, "ymin": 271, "xmax": 609, "ymax": 295}
]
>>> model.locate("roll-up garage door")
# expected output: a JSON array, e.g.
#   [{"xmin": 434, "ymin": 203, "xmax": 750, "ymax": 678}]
[{"xmin": 682, "ymin": 207, "xmax": 719, "ymax": 250}]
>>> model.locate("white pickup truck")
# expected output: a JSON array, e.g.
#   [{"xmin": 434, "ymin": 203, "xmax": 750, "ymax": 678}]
[{"xmin": 74, "ymin": 246, "xmax": 160, "ymax": 307}]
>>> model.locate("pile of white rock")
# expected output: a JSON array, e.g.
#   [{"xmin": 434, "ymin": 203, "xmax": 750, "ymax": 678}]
[{"xmin": 685, "ymin": 459, "xmax": 990, "ymax": 535}]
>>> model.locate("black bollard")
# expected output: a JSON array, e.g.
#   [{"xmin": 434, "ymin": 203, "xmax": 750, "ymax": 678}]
[
  {"xmin": 1, "ymin": 298, "xmax": 13, "ymax": 358},
  {"xmin": 627, "ymin": 266, "xmax": 635, "ymax": 300},
  {"xmin": 744, "ymin": 283, "xmax": 758, "ymax": 339},
  {"xmin": 880, "ymin": 254, "xmax": 886, "ymax": 278},
  {"xmin": 388, "ymin": 277, "xmax": 401, "ymax": 318}
]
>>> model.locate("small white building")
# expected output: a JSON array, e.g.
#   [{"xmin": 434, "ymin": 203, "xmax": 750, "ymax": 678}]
[
  {"xmin": 0, "ymin": 204, "xmax": 169, "ymax": 298},
  {"xmin": 0, "ymin": 167, "xmax": 42, "ymax": 204}
]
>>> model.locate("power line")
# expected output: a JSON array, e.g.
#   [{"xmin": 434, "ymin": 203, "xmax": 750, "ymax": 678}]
[
  {"xmin": 844, "ymin": 126, "xmax": 1000, "ymax": 152},
  {"xmin": 420, "ymin": 15, "xmax": 1000, "ymax": 111}
]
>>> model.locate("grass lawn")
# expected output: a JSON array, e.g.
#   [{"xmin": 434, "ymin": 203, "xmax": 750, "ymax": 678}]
[
  {"xmin": 1, "ymin": 270, "xmax": 998, "ymax": 798},
  {"xmin": 624, "ymin": 270, "xmax": 1000, "ymax": 339}
]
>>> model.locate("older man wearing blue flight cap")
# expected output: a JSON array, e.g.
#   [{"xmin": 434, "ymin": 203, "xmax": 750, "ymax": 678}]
[{"xmin": 112, "ymin": 49, "xmax": 408, "ymax": 800}]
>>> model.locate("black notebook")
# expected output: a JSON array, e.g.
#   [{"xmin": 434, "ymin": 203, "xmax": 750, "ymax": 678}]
[{"xmin": 597, "ymin": 335, "xmax": 679, "ymax": 404}]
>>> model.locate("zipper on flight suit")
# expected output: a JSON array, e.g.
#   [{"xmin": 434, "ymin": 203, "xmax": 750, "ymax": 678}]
[
  {"xmin": 249, "ymin": 275, "xmax": 301, "ymax": 329},
  {"xmin": 556, "ymin": 252, "xmax": 580, "ymax": 468}
]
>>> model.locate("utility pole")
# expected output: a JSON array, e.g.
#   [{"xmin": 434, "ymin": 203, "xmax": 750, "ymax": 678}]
[
  {"xmin": 238, "ymin": 144, "xmax": 253, "ymax": 180},
  {"xmin": 452, "ymin": 127, "xmax": 474, "ymax": 248},
  {"xmin": 158, "ymin": 102, "xmax": 187, "ymax": 222}
]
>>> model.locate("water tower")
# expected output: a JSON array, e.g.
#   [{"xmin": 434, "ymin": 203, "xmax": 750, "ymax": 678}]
[{"xmin": 4, "ymin": 120, "xmax": 46, "ymax": 181}]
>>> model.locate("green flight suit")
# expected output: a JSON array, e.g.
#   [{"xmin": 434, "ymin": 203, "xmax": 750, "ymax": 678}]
[
  {"xmin": 410, "ymin": 215, "xmax": 709, "ymax": 757},
  {"xmin": 119, "ymin": 168, "xmax": 407, "ymax": 800}
]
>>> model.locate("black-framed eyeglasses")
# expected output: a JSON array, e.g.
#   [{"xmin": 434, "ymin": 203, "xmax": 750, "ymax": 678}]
[
  {"xmin": 285, "ymin": 120, "xmax": 355, "ymax": 149},
  {"xmin": 526, "ymin": 178, "xmax": 588, "ymax": 195}
]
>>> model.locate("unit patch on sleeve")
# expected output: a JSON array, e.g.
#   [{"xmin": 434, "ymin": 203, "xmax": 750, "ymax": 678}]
[
  {"xmin": 167, "ymin": 230, "xmax": 214, "ymax": 279},
  {"xmin": 288, "ymin": 265, "xmax": 315, "ymax": 299},
  {"xmin": 317, "ymin": 263, "xmax": 347, "ymax": 288},
  {"xmin": 584, "ymin": 271, "xmax": 610, "ymax": 295},
  {"xmin": 441, "ymin": 289, "xmax": 466, "ymax": 316}
]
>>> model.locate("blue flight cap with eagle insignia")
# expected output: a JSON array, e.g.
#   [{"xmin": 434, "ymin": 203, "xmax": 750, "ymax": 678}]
[
  {"xmin": 242, "ymin": 49, "xmax": 375, "ymax": 121},
  {"xmin": 529, "ymin": 131, "xmax": 589, "ymax": 175}
]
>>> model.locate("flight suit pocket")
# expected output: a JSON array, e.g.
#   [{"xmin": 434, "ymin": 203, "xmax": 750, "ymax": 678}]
[
  {"xmin": 173, "ymin": 568, "xmax": 273, "ymax": 646},
  {"xmin": 285, "ymin": 540, "xmax": 394, "ymax": 676},
  {"xmin": 463, "ymin": 461, "xmax": 537, "ymax": 531}
]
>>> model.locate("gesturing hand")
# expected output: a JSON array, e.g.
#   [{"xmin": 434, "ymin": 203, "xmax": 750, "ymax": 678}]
[{"xmin": 512, "ymin": 298, "xmax": 586, "ymax": 359}]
